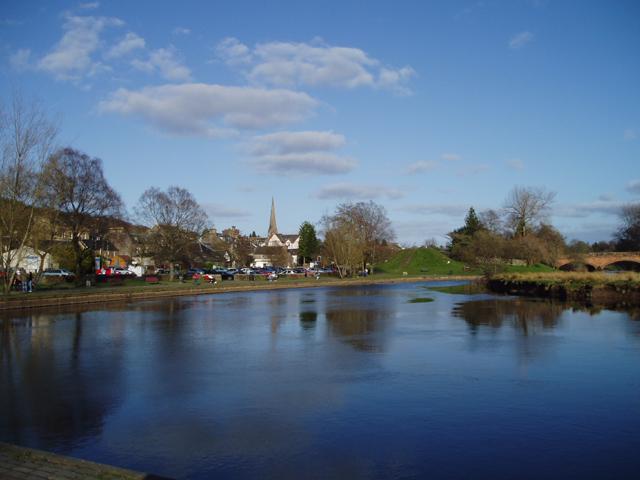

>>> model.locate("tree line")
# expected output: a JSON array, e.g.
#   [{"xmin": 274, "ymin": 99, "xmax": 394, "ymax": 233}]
[{"xmin": 447, "ymin": 186, "xmax": 640, "ymax": 272}]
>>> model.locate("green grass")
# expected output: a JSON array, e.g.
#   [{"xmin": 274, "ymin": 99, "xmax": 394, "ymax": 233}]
[
  {"xmin": 376, "ymin": 247, "xmax": 474, "ymax": 276},
  {"xmin": 426, "ymin": 283, "xmax": 487, "ymax": 295},
  {"xmin": 408, "ymin": 297, "xmax": 434, "ymax": 303},
  {"xmin": 503, "ymin": 263, "xmax": 556, "ymax": 273}
]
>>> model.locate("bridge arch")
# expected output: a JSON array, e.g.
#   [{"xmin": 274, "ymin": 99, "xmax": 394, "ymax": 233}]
[{"xmin": 557, "ymin": 261, "xmax": 596, "ymax": 272}]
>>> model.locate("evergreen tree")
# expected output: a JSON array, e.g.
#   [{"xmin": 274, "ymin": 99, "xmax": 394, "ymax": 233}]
[
  {"xmin": 463, "ymin": 207, "xmax": 481, "ymax": 235},
  {"xmin": 298, "ymin": 221, "xmax": 320, "ymax": 266}
]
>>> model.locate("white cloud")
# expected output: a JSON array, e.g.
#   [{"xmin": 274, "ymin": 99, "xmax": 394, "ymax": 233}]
[
  {"xmin": 253, "ymin": 153, "xmax": 357, "ymax": 175},
  {"xmin": 509, "ymin": 31, "xmax": 534, "ymax": 49},
  {"xmin": 99, "ymin": 83, "xmax": 318, "ymax": 136},
  {"xmin": 10, "ymin": 49, "xmax": 31, "ymax": 71},
  {"xmin": 441, "ymin": 153, "xmax": 461, "ymax": 161},
  {"xmin": 131, "ymin": 47, "xmax": 191, "ymax": 82},
  {"xmin": 315, "ymin": 183, "xmax": 404, "ymax": 200},
  {"xmin": 202, "ymin": 203, "xmax": 251, "ymax": 218},
  {"xmin": 624, "ymin": 128, "xmax": 638, "ymax": 141},
  {"xmin": 172, "ymin": 27, "xmax": 191, "ymax": 36},
  {"xmin": 215, "ymin": 37, "xmax": 253, "ymax": 66},
  {"xmin": 79, "ymin": 2, "xmax": 100, "ymax": 9},
  {"xmin": 507, "ymin": 158, "xmax": 525, "ymax": 170},
  {"xmin": 248, "ymin": 131, "xmax": 345, "ymax": 155},
  {"xmin": 399, "ymin": 204, "xmax": 470, "ymax": 217},
  {"xmin": 247, "ymin": 130, "xmax": 354, "ymax": 175},
  {"xmin": 406, "ymin": 160, "xmax": 438, "ymax": 174},
  {"xmin": 37, "ymin": 14, "xmax": 123, "ymax": 81},
  {"xmin": 215, "ymin": 37, "xmax": 415, "ymax": 94},
  {"xmin": 626, "ymin": 180, "xmax": 640, "ymax": 195},
  {"xmin": 106, "ymin": 32, "xmax": 145, "ymax": 59}
]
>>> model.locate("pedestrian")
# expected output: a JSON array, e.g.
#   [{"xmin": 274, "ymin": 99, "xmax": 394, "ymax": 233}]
[{"xmin": 27, "ymin": 272, "xmax": 33, "ymax": 293}]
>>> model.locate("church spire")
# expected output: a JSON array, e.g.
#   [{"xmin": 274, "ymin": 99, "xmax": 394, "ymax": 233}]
[{"xmin": 268, "ymin": 197, "xmax": 278, "ymax": 237}]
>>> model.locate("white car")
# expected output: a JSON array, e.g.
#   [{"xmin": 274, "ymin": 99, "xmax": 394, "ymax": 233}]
[{"xmin": 42, "ymin": 268, "xmax": 75, "ymax": 278}]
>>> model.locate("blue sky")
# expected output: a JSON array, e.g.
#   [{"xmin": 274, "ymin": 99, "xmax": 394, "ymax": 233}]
[{"xmin": 2, "ymin": 0, "xmax": 639, "ymax": 244}]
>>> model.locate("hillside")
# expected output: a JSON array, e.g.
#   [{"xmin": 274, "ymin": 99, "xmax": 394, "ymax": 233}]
[{"xmin": 376, "ymin": 247, "xmax": 471, "ymax": 275}]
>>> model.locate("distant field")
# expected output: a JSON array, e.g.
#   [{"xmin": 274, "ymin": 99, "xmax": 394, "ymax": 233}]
[{"xmin": 376, "ymin": 247, "xmax": 474, "ymax": 275}]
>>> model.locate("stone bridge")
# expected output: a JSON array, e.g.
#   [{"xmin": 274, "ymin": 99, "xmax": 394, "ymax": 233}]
[{"xmin": 555, "ymin": 252, "xmax": 640, "ymax": 271}]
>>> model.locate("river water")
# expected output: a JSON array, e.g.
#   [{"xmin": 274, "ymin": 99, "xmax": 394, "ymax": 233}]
[{"xmin": 1, "ymin": 281, "xmax": 639, "ymax": 479}]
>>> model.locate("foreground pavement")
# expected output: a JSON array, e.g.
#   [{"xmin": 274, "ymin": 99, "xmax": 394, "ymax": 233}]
[{"xmin": 0, "ymin": 443, "xmax": 171, "ymax": 480}]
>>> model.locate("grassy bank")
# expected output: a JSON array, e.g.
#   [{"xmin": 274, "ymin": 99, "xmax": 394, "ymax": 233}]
[
  {"xmin": 488, "ymin": 272, "xmax": 640, "ymax": 303},
  {"xmin": 377, "ymin": 247, "xmax": 474, "ymax": 275}
]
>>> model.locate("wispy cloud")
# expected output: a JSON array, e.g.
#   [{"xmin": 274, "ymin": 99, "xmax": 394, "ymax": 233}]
[
  {"xmin": 554, "ymin": 200, "xmax": 624, "ymax": 218},
  {"xmin": 509, "ymin": 31, "xmax": 534, "ymax": 49},
  {"xmin": 172, "ymin": 27, "xmax": 191, "ymax": 36},
  {"xmin": 315, "ymin": 183, "xmax": 404, "ymax": 200},
  {"xmin": 398, "ymin": 204, "xmax": 471, "ymax": 217},
  {"xmin": 106, "ymin": 32, "xmax": 145, "ymax": 59},
  {"xmin": 624, "ymin": 128, "xmax": 638, "ymax": 141},
  {"xmin": 248, "ymin": 131, "xmax": 355, "ymax": 175},
  {"xmin": 506, "ymin": 158, "xmax": 525, "ymax": 170},
  {"xmin": 37, "ymin": 14, "xmax": 123, "ymax": 81},
  {"xmin": 215, "ymin": 37, "xmax": 416, "ymax": 95},
  {"xmin": 99, "ymin": 84, "xmax": 318, "ymax": 136},
  {"xmin": 9, "ymin": 49, "xmax": 31, "ymax": 71},
  {"xmin": 456, "ymin": 164, "xmax": 490, "ymax": 176},
  {"xmin": 626, "ymin": 180, "xmax": 640, "ymax": 195},
  {"xmin": 202, "ymin": 203, "xmax": 251, "ymax": 218},
  {"xmin": 79, "ymin": 2, "xmax": 100, "ymax": 9},
  {"xmin": 131, "ymin": 47, "xmax": 191, "ymax": 81},
  {"xmin": 406, "ymin": 160, "xmax": 438, "ymax": 174},
  {"xmin": 441, "ymin": 152, "xmax": 461, "ymax": 161}
]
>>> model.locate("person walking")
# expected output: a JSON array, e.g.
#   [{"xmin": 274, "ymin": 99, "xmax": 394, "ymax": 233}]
[{"xmin": 27, "ymin": 272, "xmax": 33, "ymax": 293}]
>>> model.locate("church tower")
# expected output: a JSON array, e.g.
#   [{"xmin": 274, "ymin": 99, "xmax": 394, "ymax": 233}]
[{"xmin": 268, "ymin": 197, "xmax": 278, "ymax": 238}]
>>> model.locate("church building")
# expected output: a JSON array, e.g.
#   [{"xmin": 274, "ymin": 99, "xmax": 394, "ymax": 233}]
[{"xmin": 252, "ymin": 198, "xmax": 300, "ymax": 267}]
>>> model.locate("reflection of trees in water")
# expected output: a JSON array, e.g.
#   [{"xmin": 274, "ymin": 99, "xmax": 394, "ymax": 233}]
[
  {"xmin": 453, "ymin": 298, "xmax": 564, "ymax": 334},
  {"xmin": 0, "ymin": 312, "xmax": 124, "ymax": 453},
  {"xmin": 325, "ymin": 308, "xmax": 390, "ymax": 352},
  {"xmin": 299, "ymin": 311, "xmax": 317, "ymax": 330}
]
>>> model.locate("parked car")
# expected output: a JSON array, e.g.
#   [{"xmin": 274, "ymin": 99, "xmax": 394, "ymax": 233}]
[
  {"xmin": 113, "ymin": 268, "xmax": 136, "ymax": 277},
  {"xmin": 42, "ymin": 268, "xmax": 75, "ymax": 280}
]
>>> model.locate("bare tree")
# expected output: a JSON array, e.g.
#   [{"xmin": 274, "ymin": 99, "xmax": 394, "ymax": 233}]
[
  {"xmin": 615, "ymin": 203, "xmax": 640, "ymax": 251},
  {"xmin": 479, "ymin": 209, "xmax": 504, "ymax": 234},
  {"xmin": 321, "ymin": 201, "xmax": 394, "ymax": 277},
  {"xmin": 504, "ymin": 186, "xmax": 555, "ymax": 237},
  {"xmin": 0, "ymin": 94, "xmax": 57, "ymax": 294},
  {"xmin": 42, "ymin": 148, "xmax": 123, "ymax": 278},
  {"xmin": 135, "ymin": 186, "xmax": 208, "ymax": 279}
]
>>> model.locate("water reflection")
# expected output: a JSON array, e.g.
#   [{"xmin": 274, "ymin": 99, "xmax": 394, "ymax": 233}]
[
  {"xmin": 326, "ymin": 308, "xmax": 391, "ymax": 352},
  {"xmin": 1, "ymin": 285, "xmax": 639, "ymax": 479},
  {"xmin": 453, "ymin": 298, "xmax": 564, "ymax": 334},
  {"xmin": 0, "ymin": 312, "xmax": 124, "ymax": 453}
]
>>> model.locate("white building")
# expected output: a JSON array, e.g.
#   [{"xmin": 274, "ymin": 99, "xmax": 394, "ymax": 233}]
[{"xmin": 2, "ymin": 247, "xmax": 54, "ymax": 273}]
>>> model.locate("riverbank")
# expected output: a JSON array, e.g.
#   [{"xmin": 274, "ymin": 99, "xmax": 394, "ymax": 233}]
[
  {"xmin": 487, "ymin": 272, "xmax": 640, "ymax": 305},
  {"xmin": 0, "ymin": 274, "xmax": 479, "ymax": 312}
]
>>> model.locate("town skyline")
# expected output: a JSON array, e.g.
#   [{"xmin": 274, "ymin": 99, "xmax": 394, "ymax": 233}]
[{"xmin": 1, "ymin": 0, "xmax": 639, "ymax": 244}]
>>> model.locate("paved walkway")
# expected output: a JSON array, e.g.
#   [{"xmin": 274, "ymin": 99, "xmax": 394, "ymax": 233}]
[{"xmin": 0, "ymin": 442, "xmax": 171, "ymax": 480}]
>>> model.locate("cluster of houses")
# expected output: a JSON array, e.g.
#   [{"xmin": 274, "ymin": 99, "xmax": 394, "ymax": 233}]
[{"xmin": 4, "ymin": 198, "xmax": 304, "ymax": 275}]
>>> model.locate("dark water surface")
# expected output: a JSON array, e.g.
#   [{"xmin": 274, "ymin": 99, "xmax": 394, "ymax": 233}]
[{"xmin": 1, "ymin": 282, "xmax": 639, "ymax": 479}]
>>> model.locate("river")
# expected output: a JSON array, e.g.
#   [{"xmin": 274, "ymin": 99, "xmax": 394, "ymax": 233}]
[{"xmin": 1, "ymin": 281, "xmax": 639, "ymax": 479}]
